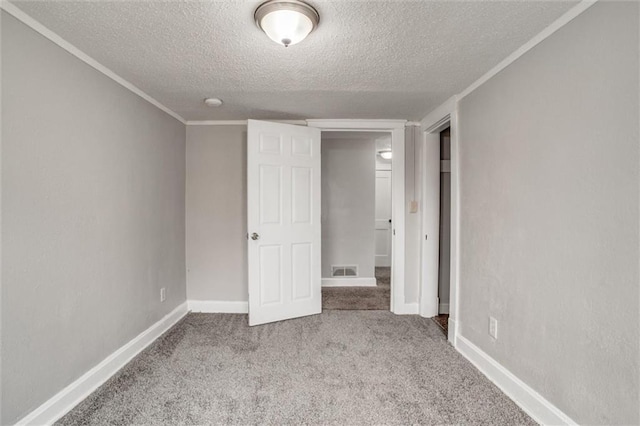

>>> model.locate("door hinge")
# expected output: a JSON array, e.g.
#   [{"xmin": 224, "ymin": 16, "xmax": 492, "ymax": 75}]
[
  {"xmin": 393, "ymin": 229, "xmax": 396, "ymax": 236},
  {"xmin": 425, "ymin": 234, "xmax": 428, "ymax": 240}
]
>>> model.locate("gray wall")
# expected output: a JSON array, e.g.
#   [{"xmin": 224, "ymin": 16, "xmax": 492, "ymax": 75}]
[
  {"xmin": 186, "ymin": 125, "xmax": 248, "ymax": 302},
  {"xmin": 1, "ymin": 12, "xmax": 186, "ymax": 424},
  {"xmin": 321, "ymin": 138, "xmax": 376, "ymax": 279},
  {"xmin": 457, "ymin": 2, "xmax": 639, "ymax": 424},
  {"xmin": 186, "ymin": 125, "xmax": 421, "ymax": 304}
]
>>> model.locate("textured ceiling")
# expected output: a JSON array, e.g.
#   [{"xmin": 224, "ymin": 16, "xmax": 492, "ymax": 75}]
[{"xmin": 13, "ymin": 0, "xmax": 578, "ymax": 121}]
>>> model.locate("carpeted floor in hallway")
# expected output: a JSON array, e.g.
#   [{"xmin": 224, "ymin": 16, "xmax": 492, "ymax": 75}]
[
  {"xmin": 432, "ymin": 314, "xmax": 449, "ymax": 336},
  {"xmin": 57, "ymin": 311, "xmax": 534, "ymax": 425},
  {"xmin": 322, "ymin": 267, "xmax": 390, "ymax": 310}
]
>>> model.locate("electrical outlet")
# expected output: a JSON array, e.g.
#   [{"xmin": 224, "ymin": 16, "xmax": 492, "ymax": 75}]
[
  {"xmin": 489, "ymin": 316, "xmax": 498, "ymax": 339},
  {"xmin": 160, "ymin": 287, "xmax": 166, "ymax": 302}
]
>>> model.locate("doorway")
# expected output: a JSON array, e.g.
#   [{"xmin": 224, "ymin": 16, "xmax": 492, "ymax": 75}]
[
  {"xmin": 320, "ymin": 131, "xmax": 392, "ymax": 310},
  {"xmin": 433, "ymin": 127, "xmax": 451, "ymax": 334},
  {"xmin": 247, "ymin": 119, "xmax": 407, "ymax": 326}
]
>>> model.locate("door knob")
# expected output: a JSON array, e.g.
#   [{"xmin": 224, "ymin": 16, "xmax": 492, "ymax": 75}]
[{"xmin": 251, "ymin": 232, "xmax": 260, "ymax": 241}]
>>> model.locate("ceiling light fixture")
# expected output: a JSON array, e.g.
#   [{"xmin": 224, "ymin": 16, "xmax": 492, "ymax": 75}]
[
  {"xmin": 255, "ymin": 0, "xmax": 319, "ymax": 47},
  {"xmin": 379, "ymin": 150, "xmax": 392, "ymax": 160},
  {"xmin": 204, "ymin": 97, "xmax": 223, "ymax": 107}
]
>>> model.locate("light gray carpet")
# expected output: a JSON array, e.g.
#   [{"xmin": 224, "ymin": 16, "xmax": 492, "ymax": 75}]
[
  {"xmin": 58, "ymin": 311, "xmax": 533, "ymax": 425},
  {"xmin": 322, "ymin": 267, "xmax": 391, "ymax": 310}
]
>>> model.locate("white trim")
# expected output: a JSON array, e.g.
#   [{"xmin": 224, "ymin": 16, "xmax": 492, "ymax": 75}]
[
  {"xmin": 421, "ymin": 96, "xmax": 457, "ymax": 130},
  {"xmin": 306, "ymin": 119, "xmax": 407, "ymax": 130},
  {"xmin": 424, "ymin": 116, "xmax": 451, "ymax": 134},
  {"xmin": 439, "ymin": 302, "xmax": 450, "ymax": 314},
  {"xmin": 456, "ymin": 335, "xmax": 577, "ymax": 425},
  {"xmin": 186, "ymin": 120, "xmax": 307, "ymax": 126},
  {"xmin": 188, "ymin": 300, "xmax": 248, "ymax": 313},
  {"xmin": 308, "ymin": 121, "xmax": 406, "ymax": 316},
  {"xmin": 419, "ymin": 0, "xmax": 597, "ymax": 128},
  {"xmin": 447, "ymin": 318, "xmax": 456, "ymax": 342},
  {"xmin": 0, "ymin": 1, "xmax": 185, "ymax": 124},
  {"xmin": 420, "ymin": 109, "xmax": 460, "ymax": 346},
  {"xmin": 458, "ymin": 0, "xmax": 598, "ymax": 100},
  {"xmin": 390, "ymin": 127, "xmax": 406, "ymax": 315},
  {"xmin": 15, "ymin": 302, "xmax": 189, "ymax": 426},
  {"xmin": 187, "ymin": 120, "xmax": 249, "ymax": 126},
  {"xmin": 448, "ymin": 110, "xmax": 460, "ymax": 346},
  {"xmin": 0, "ymin": 6, "xmax": 4, "ymax": 423},
  {"xmin": 321, "ymin": 277, "xmax": 377, "ymax": 287},
  {"xmin": 393, "ymin": 303, "xmax": 419, "ymax": 315}
]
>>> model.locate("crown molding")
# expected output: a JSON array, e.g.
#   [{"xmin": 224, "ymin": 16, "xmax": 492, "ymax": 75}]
[
  {"xmin": 420, "ymin": 0, "xmax": 599, "ymax": 127},
  {"xmin": 457, "ymin": 0, "xmax": 598, "ymax": 101},
  {"xmin": 1, "ymin": 0, "xmax": 186, "ymax": 124},
  {"xmin": 187, "ymin": 119, "xmax": 412, "ymax": 128},
  {"xmin": 186, "ymin": 120, "xmax": 307, "ymax": 126},
  {"xmin": 187, "ymin": 120, "xmax": 249, "ymax": 126},
  {"xmin": 421, "ymin": 96, "xmax": 457, "ymax": 130}
]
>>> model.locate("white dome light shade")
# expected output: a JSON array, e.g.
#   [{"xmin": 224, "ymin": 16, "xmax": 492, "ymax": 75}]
[
  {"xmin": 255, "ymin": 0, "xmax": 319, "ymax": 47},
  {"xmin": 260, "ymin": 10, "xmax": 312, "ymax": 47},
  {"xmin": 204, "ymin": 97, "xmax": 223, "ymax": 107},
  {"xmin": 379, "ymin": 150, "xmax": 392, "ymax": 160}
]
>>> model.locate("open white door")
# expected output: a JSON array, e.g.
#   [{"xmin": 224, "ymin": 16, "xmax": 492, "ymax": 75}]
[
  {"xmin": 247, "ymin": 120, "xmax": 322, "ymax": 326},
  {"xmin": 419, "ymin": 131, "xmax": 440, "ymax": 318},
  {"xmin": 375, "ymin": 170, "xmax": 392, "ymax": 267}
]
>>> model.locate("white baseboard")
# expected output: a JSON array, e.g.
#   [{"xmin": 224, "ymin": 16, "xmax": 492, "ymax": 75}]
[
  {"xmin": 456, "ymin": 335, "xmax": 577, "ymax": 425},
  {"xmin": 321, "ymin": 277, "xmax": 377, "ymax": 287},
  {"xmin": 439, "ymin": 302, "xmax": 450, "ymax": 314},
  {"xmin": 393, "ymin": 302, "xmax": 419, "ymax": 315},
  {"xmin": 188, "ymin": 300, "xmax": 248, "ymax": 313},
  {"xmin": 447, "ymin": 317, "xmax": 457, "ymax": 344},
  {"xmin": 16, "ymin": 302, "xmax": 189, "ymax": 426}
]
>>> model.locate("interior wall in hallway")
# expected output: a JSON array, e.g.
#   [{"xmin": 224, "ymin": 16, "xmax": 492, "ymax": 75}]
[
  {"xmin": 321, "ymin": 137, "xmax": 376, "ymax": 279},
  {"xmin": 457, "ymin": 2, "xmax": 639, "ymax": 424},
  {"xmin": 1, "ymin": 12, "xmax": 187, "ymax": 424},
  {"xmin": 438, "ymin": 129, "xmax": 451, "ymax": 311}
]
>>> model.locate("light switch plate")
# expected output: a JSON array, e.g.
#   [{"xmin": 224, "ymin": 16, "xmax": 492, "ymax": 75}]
[
  {"xmin": 489, "ymin": 316, "xmax": 498, "ymax": 339},
  {"xmin": 409, "ymin": 200, "xmax": 418, "ymax": 214}
]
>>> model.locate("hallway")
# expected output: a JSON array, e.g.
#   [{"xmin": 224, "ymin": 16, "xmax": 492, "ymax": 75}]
[{"xmin": 322, "ymin": 267, "xmax": 390, "ymax": 310}]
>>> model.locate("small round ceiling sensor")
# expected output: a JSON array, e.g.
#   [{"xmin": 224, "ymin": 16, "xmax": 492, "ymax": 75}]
[{"xmin": 204, "ymin": 97, "xmax": 223, "ymax": 107}]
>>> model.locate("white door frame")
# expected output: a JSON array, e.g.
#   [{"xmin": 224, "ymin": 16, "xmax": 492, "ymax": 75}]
[
  {"xmin": 306, "ymin": 120, "xmax": 407, "ymax": 314},
  {"xmin": 419, "ymin": 98, "xmax": 460, "ymax": 344}
]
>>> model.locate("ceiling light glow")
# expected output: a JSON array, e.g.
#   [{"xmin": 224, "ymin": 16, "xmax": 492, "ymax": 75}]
[
  {"xmin": 204, "ymin": 97, "xmax": 223, "ymax": 107},
  {"xmin": 379, "ymin": 150, "xmax": 392, "ymax": 160},
  {"xmin": 255, "ymin": 0, "xmax": 319, "ymax": 47}
]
